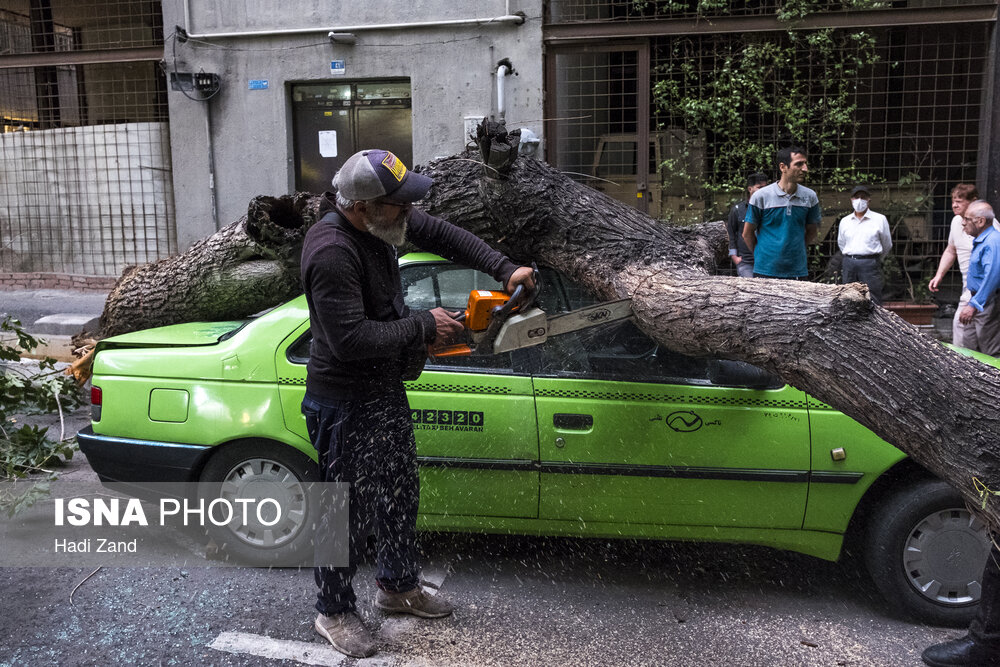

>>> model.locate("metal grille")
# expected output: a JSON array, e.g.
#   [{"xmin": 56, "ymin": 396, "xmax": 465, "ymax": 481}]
[
  {"xmin": 0, "ymin": 1, "xmax": 171, "ymax": 277},
  {"xmin": 550, "ymin": 0, "xmax": 976, "ymax": 23},
  {"xmin": 550, "ymin": 49, "xmax": 640, "ymax": 180},
  {"xmin": 0, "ymin": 1, "xmax": 162, "ymax": 52},
  {"xmin": 548, "ymin": 18, "xmax": 991, "ymax": 298}
]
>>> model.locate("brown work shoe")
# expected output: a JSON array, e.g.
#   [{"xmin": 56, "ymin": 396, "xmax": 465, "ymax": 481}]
[
  {"xmin": 375, "ymin": 587, "xmax": 454, "ymax": 618},
  {"xmin": 314, "ymin": 612, "xmax": 377, "ymax": 658}
]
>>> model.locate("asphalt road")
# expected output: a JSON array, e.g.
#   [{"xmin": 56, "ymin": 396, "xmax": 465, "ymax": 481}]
[{"xmin": 0, "ymin": 405, "xmax": 962, "ymax": 666}]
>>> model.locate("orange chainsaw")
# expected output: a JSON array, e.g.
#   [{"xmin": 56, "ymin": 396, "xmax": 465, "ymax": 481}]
[{"xmin": 429, "ymin": 271, "xmax": 633, "ymax": 358}]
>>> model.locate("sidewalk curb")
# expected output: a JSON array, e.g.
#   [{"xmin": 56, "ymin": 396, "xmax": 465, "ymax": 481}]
[{"xmin": 30, "ymin": 314, "xmax": 100, "ymax": 336}]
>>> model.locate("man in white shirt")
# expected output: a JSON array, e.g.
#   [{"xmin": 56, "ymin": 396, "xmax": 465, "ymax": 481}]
[
  {"xmin": 928, "ymin": 183, "xmax": 991, "ymax": 348},
  {"xmin": 838, "ymin": 185, "xmax": 892, "ymax": 305}
]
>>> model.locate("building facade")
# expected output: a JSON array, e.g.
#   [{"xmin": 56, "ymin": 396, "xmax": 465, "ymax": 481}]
[
  {"xmin": 544, "ymin": 1, "xmax": 1000, "ymax": 292},
  {"xmin": 160, "ymin": 0, "xmax": 545, "ymax": 250},
  {"xmin": 0, "ymin": 0, "xmax": 997, "ymax": 297}
]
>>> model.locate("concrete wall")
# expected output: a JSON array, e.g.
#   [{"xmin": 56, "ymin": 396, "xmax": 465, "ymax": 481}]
[{"xmin": 162, "ymin": 0, "xmax": 544, "ymax": 250}]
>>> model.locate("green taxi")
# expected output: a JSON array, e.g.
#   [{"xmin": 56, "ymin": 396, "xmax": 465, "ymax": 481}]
[{"xmin": 78, "ymin": 253, "xmax": 992, "ymax": 626}]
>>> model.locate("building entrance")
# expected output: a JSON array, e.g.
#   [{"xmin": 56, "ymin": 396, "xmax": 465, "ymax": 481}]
[{"xmin": 291, "ymin": 80, "xmax": 413, "ymax": 194}]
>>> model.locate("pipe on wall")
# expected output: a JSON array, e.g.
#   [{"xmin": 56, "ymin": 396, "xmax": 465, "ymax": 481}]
[
  {"xmin": 181, "ymin": 0, "xmax": 524, "ymax": 41},
  {"xmin": 497, "ymin": 64, "xmax": 508, "ymax": 119}
]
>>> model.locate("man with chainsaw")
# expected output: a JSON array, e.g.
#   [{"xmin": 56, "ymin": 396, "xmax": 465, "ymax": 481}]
[{"xmin": 301, "ymin": 148, "xmax": 534, "ymax": 658}]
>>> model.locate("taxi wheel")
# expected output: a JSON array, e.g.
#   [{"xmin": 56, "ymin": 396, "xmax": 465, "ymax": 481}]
[
  {"xmin": 864, "ymin": 478, "xmax": 991, "ymax": 627},
  {"xmin": 199, "ymin": 440, "xmax": 318, "ymax": 566}
]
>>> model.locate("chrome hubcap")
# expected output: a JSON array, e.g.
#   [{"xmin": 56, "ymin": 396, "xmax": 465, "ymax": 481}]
[
  {"xmin": 219, "ymin": 458, "xmax": 308, "ymax": 549},
  {"xmin": 903, "ymin": 507, "xmax": 991, "ymax": 605}
]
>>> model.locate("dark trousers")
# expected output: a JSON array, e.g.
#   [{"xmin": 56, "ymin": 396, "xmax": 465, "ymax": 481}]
[
  {"xmin": 971, "ymin": 542, "xmax": 1000, "ymax": 652},
  {"xmin": 841, "ymin": 256, "xmax": 883, "ymax": 305},
  {"xmin": 302, "ymin": 389, "xmax": 420, "ymax": 616}
]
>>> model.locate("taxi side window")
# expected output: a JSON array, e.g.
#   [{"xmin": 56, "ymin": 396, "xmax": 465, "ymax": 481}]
[
  {"xmin": 402, "ymin": 263, "xmax": 505, "ymax": 311},
  {"xmin": 534, "ymin": 319, "xmax": 712, "ymax": 384},
  {"xmin": 401, "ymin": 262, "xmax": 514, "ymax": 372},
  {"xmin": 287, "ymin": 331, "xmax": 311, "ymax": 364},
  {"xmin": 537, "ymin": 275, "xmax": 780, "ymax": 388}
]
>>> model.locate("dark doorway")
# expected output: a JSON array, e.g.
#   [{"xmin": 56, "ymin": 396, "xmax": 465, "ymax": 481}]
[{"xmin": 291, "ymin": 80, "xmax": 413, "ymax": 194}]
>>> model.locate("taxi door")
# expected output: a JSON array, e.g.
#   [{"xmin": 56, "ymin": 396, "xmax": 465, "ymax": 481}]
[
  {"xmin": 275, "ymin": 259, "xmax": 540, "ymax": 519},
  {"xmin": 532, "ymin": 315, "xmax": 811, "ymax": 529}
]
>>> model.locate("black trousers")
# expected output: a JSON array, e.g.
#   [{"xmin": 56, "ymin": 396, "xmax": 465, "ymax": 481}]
[
  {"xmin": 841, "ymin": 256, "xmax": 883, "ymax": 305},
  {"xmin": 302, "ymin": 388, "xmax": 420, "ymax": 616},
  {"xmin": 971, "ymin": 542, "xmax": 1000, "ymax": 653}
]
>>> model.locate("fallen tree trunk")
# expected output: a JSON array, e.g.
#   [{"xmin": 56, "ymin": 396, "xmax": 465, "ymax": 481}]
[
  {"xmin": 419, "ymin": 138, "xmax": 1000, "ymax": 530},
  {"xmin": 98, "ymin": 193, "xmax": 318, "ymax": 337},
  {"xmin": 95, "ymin": 125, "xmax": 1000, "ymax": 528}
]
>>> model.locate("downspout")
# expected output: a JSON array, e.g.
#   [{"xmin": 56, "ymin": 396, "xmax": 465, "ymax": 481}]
[
  {"xmin": 497, "ymin": 64, "xmax": 508, "ymax": 120},
  {"xmin": 495, "ymin": 57, "xmax": 516, "ymax": 121},
  {"xmin": 181, "ymin": 0, "xmax": 524, "ymax": 40},
  {"xmin": 205, "ymin": 103, "xmax": 218, "ymax": 231}
]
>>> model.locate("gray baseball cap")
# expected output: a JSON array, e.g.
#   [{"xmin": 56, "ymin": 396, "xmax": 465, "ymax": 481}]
[{"xmin": 332, "ymin": 149, "xmax": 432, "ymax": 203}]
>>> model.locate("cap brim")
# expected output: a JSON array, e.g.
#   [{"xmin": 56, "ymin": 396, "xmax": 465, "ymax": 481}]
[{"xmin": 385, "ymin": 171, "xmax": 432, "ymax": 204}]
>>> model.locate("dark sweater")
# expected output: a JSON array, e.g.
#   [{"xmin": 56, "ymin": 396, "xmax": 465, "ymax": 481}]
[
  {"xmin": 301, "ymin": 196, "xmax": 519, "ymax": 400},
  {"xmin": 726, "ymin": 200, "xmax": 754, "ymax": 263}
]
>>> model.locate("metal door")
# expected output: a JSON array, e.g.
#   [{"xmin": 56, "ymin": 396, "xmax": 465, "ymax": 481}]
[{"xmin": 291, "ymin": 80, "xmax": 412, "ymax": 194}]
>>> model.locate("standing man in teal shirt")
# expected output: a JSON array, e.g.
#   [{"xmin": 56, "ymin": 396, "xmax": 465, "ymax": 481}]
[{"xmin": 743, "ymin": 146, "xmax": 822, "ymax": 279}]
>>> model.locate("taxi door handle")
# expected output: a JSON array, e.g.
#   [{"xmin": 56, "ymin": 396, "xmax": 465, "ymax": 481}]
[{"xmin": 553, "ymin": 413, "xmax": 593, "ymax": 430}]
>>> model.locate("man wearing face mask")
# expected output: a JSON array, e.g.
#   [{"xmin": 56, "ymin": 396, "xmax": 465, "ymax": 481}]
[
  {"xmin": 837, "ymin": 185, "xmax": 892, "ymax": 305},
  {"xmin": 301, "ymin": 149, "xmax": 535, "ymax": 658}
]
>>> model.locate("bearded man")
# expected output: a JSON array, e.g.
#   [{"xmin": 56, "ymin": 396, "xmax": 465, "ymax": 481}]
[{"xmin": 300, "ymin": 149, "xmax": 533, "ymax": 658}]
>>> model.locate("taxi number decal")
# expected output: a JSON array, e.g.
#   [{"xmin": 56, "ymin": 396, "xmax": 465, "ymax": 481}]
[{"xmin": 411, "ymin": 409, "xmax": 484, "ymax": 432}]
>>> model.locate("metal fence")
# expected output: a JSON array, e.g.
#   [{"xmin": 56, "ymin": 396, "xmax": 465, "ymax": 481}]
[
  {"xmin": 0, "ymin": 1, "xmax": 172, "ymax": 277},
  {"xmin": 546, "ymin": 4, "xmax": 994, "ymax": 299},
  {"xmin": 550, "ymin": 0, "xmax": 977, "ymax": 23}
]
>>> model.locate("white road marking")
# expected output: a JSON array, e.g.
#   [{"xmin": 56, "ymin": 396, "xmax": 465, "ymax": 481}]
[
  {"xmin": 207, "ymin": 565, "xmax": 451, "ymax": 664},
  {"xmin": 207, "ymin": 631, "xmax": 392, "ymax": 666}
]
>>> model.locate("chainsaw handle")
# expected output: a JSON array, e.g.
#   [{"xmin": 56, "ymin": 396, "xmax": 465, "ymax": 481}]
[
  {"xmin": 480, "ymin": 264, "xmax": 540, "ymax": 350},
  {"xmin": 501, "ymin": 263, "xmax": 540, "ymax": 315}
]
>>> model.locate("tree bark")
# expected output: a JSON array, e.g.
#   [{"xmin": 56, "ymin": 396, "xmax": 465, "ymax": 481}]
[
  {"xmin": 417, "ymin": 132, "xmax": 1000, "ymax": 530},
  {"xmin": 98, "ymin": 193, "xmax": 319, "ymax": 337},
  {"xmin": 95, "ymin": 123, "xmax": 1000, "ymax": 528}
]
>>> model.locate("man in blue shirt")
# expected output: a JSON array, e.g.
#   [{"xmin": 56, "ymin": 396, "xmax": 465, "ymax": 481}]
[
  {"xmin": 743, "ymin": 146, "xmax": 822, "ymax": 279},
  {"xmin": 956, "ymin": 200, "xmax": 1000, "ymax": 356}
]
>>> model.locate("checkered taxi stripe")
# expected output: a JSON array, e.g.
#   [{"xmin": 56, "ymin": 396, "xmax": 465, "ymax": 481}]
[
  {"xmin": 533, "ymin": 388, "xmax": 807, "ymax": 409},
  {"xmin": 277, "ymin": 378, "xmax": 512, "ymax": 395}
]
